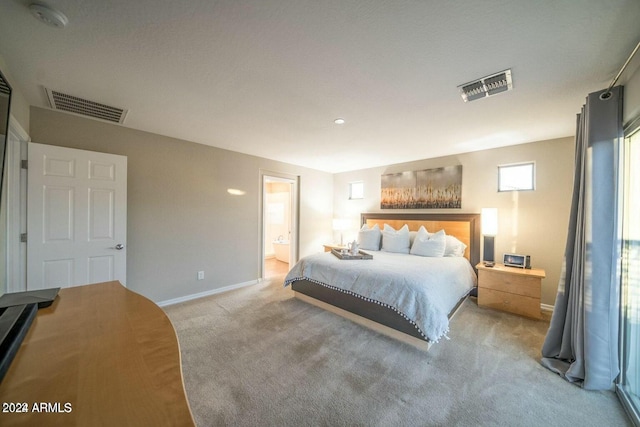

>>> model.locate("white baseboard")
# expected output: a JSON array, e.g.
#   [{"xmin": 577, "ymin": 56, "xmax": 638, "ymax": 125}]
[
  {"xmin": 157, "ymin": 279, "xmax": 258, "ymax": 307},
  {"xmin": 540, "ymin": 303, "xmax": 554, "ymax": 313}
]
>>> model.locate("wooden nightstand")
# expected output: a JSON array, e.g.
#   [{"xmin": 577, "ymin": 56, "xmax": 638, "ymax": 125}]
[
  {"xmin": 323, "ymin": 244, "xmax": 346, "ymax": 252},
  {"xmin": 476, "ymin": 263, "xmax": 545, "ymax": 319}
]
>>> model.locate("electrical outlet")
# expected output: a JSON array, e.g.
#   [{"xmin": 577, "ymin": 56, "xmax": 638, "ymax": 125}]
[{"xmin": 197, "ymin": 271, "xmax": 204, "ymax": 280}]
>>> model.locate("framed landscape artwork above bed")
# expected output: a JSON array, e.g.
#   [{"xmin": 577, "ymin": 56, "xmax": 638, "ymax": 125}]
[{"xmin": 380, "ymin": 165, "xmax": 462, "ymax": 209}]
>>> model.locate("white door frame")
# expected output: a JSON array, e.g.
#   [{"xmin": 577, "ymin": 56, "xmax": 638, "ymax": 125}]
[
  {"xmin": 4, "ymin": 116, "xmax": 29, "ymax": 293},
  {"xmin": 259, "ymin": 170, "xmax": 299, "ymax": 279}
]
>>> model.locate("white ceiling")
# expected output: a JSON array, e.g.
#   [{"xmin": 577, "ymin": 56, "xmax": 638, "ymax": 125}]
[{"xmin": 1, "ymin": 0, "xmax": 639, "ymax": 173}]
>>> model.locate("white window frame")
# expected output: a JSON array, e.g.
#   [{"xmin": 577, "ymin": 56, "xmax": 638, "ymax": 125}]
[
  {"xmin": 498, "ymin": 162, "xmax": 535, "ymax": 192},
  {"xmin": 349, "ymin": 181, "xmax": 364, "ymax": 200}
]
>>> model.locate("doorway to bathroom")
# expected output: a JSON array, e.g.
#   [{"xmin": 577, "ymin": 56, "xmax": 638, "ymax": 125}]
[{"xmin": 261, "ymin": 172, "xmax": 298, "ymax": 280}]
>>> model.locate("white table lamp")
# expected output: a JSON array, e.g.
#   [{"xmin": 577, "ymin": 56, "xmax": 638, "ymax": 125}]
[{"xmin": 332, "ymin": 218, "xmax": 350, "ymax": 246}]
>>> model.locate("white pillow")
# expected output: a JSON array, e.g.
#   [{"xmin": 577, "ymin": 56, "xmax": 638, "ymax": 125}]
[
  {"xmin": 357, "ymin": 223, "xmax": 381, "ymax": 251},
  {"xmin": 381, "ymin": 224, "xmax": 410, "ymax": 254},
  {"xmin": 409, "ymin": 226, "xmax": 427, "ymax": 247},
  {"xmin": 444, "ymin": 234, "xmax": 467, "ymax": 257},
  {"xmin": 409, "ymin": 230, "xmax": 418, "ymax": 247},
  {"xmin": 411, "ymin": 229, "xmax": 446, "ymax": 257}
]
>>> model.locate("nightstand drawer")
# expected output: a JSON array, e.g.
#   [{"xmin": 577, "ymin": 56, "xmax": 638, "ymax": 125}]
[
  {"xmin": 478, "ymin": 269, "xmax": 540, "ymax": 298},
  {"xmin": 478, "ymin": 288, "xmax": 541, "ymax": 319}
]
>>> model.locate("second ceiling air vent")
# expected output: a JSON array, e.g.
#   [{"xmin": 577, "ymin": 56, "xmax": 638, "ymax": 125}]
[
  {"xmin": 45, "ymin": 88, "xmax": 128, "ymax": 124},
  {"xmin": 458, "ymin": 69, "xmax": 513, "ymax": 102}
]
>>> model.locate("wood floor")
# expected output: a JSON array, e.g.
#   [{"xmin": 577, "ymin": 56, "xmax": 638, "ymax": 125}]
[{"xmin": 265, "ymin": 257, "xmax": 289, "ymax": 278}]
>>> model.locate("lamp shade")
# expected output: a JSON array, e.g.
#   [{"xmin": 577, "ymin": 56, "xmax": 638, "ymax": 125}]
[
  {"xmin": 332, "ymin": 218, "xmax": 350, "ymax": 231},
  {"xmin": 481, "ymin": 208, "xmax": 498, "ymax": 236}
]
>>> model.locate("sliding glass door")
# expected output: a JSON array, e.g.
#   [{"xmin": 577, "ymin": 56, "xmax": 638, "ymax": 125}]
[{"xmin": 618, "ymin": 126, "xmax": 640, "ymax": 425}]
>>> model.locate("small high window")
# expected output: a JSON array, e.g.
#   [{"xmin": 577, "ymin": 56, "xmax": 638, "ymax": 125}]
[
  {"xmin": 349, "ymin": 181, "xmax": 364, "ymax": 199},
  {"xmin": 498, "ymin": 162, "xmax": 535, "ymax": 192}
]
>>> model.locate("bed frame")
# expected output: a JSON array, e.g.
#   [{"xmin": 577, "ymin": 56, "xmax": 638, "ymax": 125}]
[{"xmin": 291, "ymin": 212, "xmax": 481, "ymax": 351}]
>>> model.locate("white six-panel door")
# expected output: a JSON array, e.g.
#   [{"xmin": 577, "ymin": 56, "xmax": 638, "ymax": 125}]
[{"xmin": 27, "ymin": 143, "xmax": 127, "ymax": 290}]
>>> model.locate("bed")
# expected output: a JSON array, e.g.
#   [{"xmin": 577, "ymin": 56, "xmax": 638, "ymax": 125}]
[{"xmin": 284, "ymin": 213, "xmax": 480, "ymax": 350}]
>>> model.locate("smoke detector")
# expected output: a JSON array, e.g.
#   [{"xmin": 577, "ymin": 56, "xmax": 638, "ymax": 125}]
[
  {"xmin": 45, "ymin": 88, "xmax": 128, "ymax": 124},
  {"xmin": 29, "ymin": 3, "xmax": 68, "ymax": 29},
  {"xmin": 458, "ymin": 69, "xmax": 513, "ymax": 102}
]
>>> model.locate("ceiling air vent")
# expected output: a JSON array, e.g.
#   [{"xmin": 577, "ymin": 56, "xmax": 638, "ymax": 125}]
[
  {"xmin": 45, "ymin": 88, "xmax": 128, "ymax": 124},
  {"xmin": 458, "ymin": 69, "xmax": 513, "ymax": 102}
]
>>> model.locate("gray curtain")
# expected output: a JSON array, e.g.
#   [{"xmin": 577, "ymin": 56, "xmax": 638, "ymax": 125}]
[{"xmin": 541, "ymin": 86, "xmax": 623, "ymax": 390}]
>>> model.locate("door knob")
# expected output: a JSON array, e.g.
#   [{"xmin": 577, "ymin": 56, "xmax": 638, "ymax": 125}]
[{"xmin": 115, "ymin": 244, "xmax": 124, "ymax": 250}]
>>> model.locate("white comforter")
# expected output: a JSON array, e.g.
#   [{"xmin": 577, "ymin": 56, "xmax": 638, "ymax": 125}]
[{"xmin": 284, "ymin": 251, "xmax": 477, "ymax": 342}]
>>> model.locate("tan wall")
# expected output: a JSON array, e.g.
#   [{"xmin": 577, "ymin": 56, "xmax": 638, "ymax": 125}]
[
  {"xmin": 30, "ymin": 107, "xmax": 333, "ymax": 303},
  {"xmin": 333, "ymin": 137, "xmax": 575, "ymax": 307}
]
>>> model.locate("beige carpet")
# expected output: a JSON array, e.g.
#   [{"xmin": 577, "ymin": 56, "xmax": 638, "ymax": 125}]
[{"xmin": 164, "ymin": 275, "xmax": 630, "ymax": 426}]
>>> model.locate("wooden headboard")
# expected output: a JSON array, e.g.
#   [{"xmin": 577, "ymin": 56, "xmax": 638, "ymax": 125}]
[{"xmin": 361, "ymin": 213, "xmax": 481, "ymax": 268}]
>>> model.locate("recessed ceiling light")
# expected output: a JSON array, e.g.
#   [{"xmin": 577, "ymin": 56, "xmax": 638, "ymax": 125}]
[
  {"xmin": 29, "ymin": 3, "xmax": 69, "ymax": 29},
  {"xmin": 227, "ymin": 188, "xmax": 246, "ymax": 196},
  {"xmin": 334, "ymin": 118, "xmax": 345, "ymax": 125}
]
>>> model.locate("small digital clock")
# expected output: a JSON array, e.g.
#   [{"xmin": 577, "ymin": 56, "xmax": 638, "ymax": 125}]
[{"xmin": 503, "ymin": 253, "xmax": 531, "ymax": 269}]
